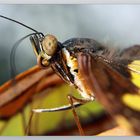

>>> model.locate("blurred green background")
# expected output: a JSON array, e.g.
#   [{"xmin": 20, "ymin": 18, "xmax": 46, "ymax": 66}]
[{"xmin": 0, "ymin": 5, "xmax": 140, "ymax": 135}]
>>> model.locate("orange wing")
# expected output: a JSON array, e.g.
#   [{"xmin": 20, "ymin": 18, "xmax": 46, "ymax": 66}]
[{"xmin": 0, "ymin": 65, "xmax": 63, "ymax": 119}]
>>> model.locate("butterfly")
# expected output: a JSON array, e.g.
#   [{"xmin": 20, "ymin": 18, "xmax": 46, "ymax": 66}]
[
  {"xmin": 77, "ymin": 45, "xmax": 140, "ymax": 135},
  {"xmin": 0, "ymin": 15, "xmax": 140, "ymax": 135},
  {"xmin": 0, "ymin": 65, "xmax": 108, "ymax": 136},
  {"xmin": 30, "ymin": 28, "xmax": 140, "ymax": 135}
]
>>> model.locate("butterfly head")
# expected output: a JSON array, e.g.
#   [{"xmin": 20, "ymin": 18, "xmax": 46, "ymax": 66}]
[
  {"xmin": 30, "ymin": 34, "xmax": 61, "ymax": 68},
  {"xmin": 31, "ymin": 37, "xmax": 98, "ymax": 100},
  {"xmin": 41, "ymin": 34, "xmax": 58, "ymax": 56}
]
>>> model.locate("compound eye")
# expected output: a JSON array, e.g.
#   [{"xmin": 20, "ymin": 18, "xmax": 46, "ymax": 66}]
[{"xmin": 42, "ymin": 34, "xmax": 58, "ymax": 56}]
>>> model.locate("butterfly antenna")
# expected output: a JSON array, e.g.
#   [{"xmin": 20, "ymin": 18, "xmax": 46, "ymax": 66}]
[
  {"xmin": 0, "ymin": 15, "xmax": 39, "ymax": 33},
  {"xmin": 0, "ymin": 15, "xmax": 44, "ymax": 80},
  {"xmin": 10, "ymin": 32, "xmax": 43, "ymax": 80}
]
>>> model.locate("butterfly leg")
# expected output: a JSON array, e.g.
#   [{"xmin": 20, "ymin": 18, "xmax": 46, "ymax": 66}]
[
  {"xmin": 67, "ymin": 94, "xmax": 91, "ymax": 136},
  {"xmin": 20, "ymin": 109, "xmax": 27, "ymax": 135},
  {"xmin": 25, "ymin": 111, "xmax": 34, "ymax": 136}
]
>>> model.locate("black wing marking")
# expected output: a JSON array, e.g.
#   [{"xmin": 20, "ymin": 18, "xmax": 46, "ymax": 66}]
[{"xmin": 120, "ymin": 45, "xmax": 140, "ymax": 60}]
